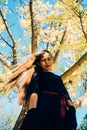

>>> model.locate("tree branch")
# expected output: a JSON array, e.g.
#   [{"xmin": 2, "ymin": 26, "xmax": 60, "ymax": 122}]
[
  {"xmin": 79, "ymin": 13, "xmax": 87, "ymax": 43},
  {"xmin": 74, "ymin": 92, "xmax": 87, "ymax": 108},
  {"xmin": 0, "ymin": 9, "xmax": 17, "ymax": 64},
  {"xmin": 0, "ymin": 9, "xmax": 16, "ymax": 47},
  {"xmin": 61, "ymin": 52, "xmax": 87, "ymax": 80},
  {"xmin": 0, "ymin": 34, "xmax": 13, "ymax": 48},
  {"xmin": 53, "ymin": 26, "xmax": 67, "ymax": 64},
  {"xmin": 0, "ymin": 53, "xmax": 11, "ymax": 68}
]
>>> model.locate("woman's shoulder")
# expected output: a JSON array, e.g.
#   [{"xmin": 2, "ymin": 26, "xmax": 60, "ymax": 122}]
[
  {"xmin": 46, "ymin": 71, "xmax": 61, "ymax": 79},
  {"xmin": 39, "ymin": 71, "xmax": 61, "ymax": 80},
  {"xmin": 51, "ymin": 73, "xmax": 63, "ymax": 82}
]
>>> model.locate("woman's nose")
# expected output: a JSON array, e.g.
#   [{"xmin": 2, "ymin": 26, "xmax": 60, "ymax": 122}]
[{"xmin": 45, "ymin": 59, "xmax": 50, "ymax": 64}]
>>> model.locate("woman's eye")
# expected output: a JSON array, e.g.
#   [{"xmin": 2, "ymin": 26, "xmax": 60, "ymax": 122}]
[
  {"xmin": 41, "ymin": 59, "xmax": 45, "ymax": 62},
  {"xmin": 48, "ymin": 57, "xmax": 52, "ymax": 61},
  {"xmin": 40, "ymin": 57, "xmax": 52, "ymax": 62}
]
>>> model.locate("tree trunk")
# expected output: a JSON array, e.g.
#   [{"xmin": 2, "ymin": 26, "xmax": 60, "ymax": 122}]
[
  {"xmin": 13, "ymin": 106, "xmax": 28, "ymax": 130},
  {"xmin": 29, "ymin": 0, "xmax": 37, "ymax": 53}
]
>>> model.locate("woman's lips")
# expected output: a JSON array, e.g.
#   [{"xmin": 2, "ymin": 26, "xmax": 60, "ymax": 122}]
[{"xmin": 46, "ymin": 65, "xmax": 51, "ymax": 68}]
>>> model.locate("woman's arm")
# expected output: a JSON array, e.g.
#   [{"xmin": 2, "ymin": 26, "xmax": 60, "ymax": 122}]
[
  {"xmin": 58, "ymin": 77, "xmax": 70, "ymax": 98},
  {"xmin": 29, "ymin": 93, "xmax": 38, "ymax": 110},
  {"xmin": 28, "ymin": 69, "xmax": 39, "ymax": 110}
]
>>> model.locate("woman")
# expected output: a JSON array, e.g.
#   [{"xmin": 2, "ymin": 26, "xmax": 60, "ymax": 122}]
[{"xmin": 7, "ymin": 50, "xmax": 77, "ymax": 130}]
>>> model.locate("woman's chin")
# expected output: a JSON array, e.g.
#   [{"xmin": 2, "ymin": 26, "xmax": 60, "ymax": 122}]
[{"xmin": 43, "ymin": 68, "xmax": 52, "ymax": 72}]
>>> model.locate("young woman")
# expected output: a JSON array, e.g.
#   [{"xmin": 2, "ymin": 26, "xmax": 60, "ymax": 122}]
[{"xmin": 7, "ymin": 50, "xmax": 77, "ymax": 130}]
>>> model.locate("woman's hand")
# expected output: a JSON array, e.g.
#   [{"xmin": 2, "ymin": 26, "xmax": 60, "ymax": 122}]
[
  {"xmin": 66, "ymin": 99, "xmax": 74, "ymax": 107},
  {"xmin": 32, "ymin": 51, "xmax": 44, "ymax": 57}
]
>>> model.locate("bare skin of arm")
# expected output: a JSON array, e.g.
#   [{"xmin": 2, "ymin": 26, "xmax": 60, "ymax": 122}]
[{"xmin": 29, "ymin": 93, "xmax": 38, "ymax": 110}]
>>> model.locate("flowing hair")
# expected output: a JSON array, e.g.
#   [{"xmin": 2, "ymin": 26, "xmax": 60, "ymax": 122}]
[{"xmin": 6, "ymin": 50, "xmax": 52, "ymax": 106}]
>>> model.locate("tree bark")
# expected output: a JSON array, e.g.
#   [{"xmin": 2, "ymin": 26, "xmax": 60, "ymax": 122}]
[
  {"xmin": 29, "ymin": 0, "xmax": 37, "ymax": 53},
  {"xmin": 13, "ymin": 106, "xmax": 28, "ymax": 130}
]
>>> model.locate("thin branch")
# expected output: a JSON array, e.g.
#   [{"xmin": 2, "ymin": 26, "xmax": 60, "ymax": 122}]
[
  {"xmin": 74, "ymin": 90, "xmax": 87, "ymax": 108},
  {"xmin": 19, "ymin": 0, "xmax": 29, "ymax": 6},
  {"xmin": 0, "ymin": 9, "xmax": 16, "ymax": 47},
  {"xmin": 46, "ymin": 42, "xmax": 49, "ymax": 50},
  {"xmin": 53, "ymin": 26, "xmax": 67, "ymax": 64},
  {"xmin": 0, "ymin": 53, "xmax": 11, "ymax": 68},
  {"xmin": 79, "ymin": 14, "xmax": 87, "ymax": 43},
  {"xmin": 0, "ymin": 34, "xmax": 13, "ymax": 48}
]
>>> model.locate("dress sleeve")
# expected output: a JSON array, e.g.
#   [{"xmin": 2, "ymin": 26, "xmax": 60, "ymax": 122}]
[
  {"xmin": 58, "ymin": 76, "xmax": 71, "ymax": 100},
  {"xmin": 29, "ymin": 72, "xmax": 39, "ymax": 94},
  {"xmin": 24, "ymin": 71, "xmax": 39, "ymax": 102},
  {"xmin": 28, "ymin": 72, "xmax": 39, "ymax": 94}
]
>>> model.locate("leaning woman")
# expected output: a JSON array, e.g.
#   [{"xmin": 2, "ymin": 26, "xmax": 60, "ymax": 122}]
[{"xmin": 7, "ymin": 50, "xmax": 77, "ymax": 130}]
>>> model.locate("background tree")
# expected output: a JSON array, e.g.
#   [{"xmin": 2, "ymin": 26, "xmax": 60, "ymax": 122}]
[{"xmin": 77, "ymin": 114, "xmax": 87, "ymax": 130}]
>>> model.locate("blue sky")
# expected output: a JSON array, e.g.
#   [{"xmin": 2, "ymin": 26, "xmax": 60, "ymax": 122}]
[
  {"xmin": 0, "ymin": 0, "xmax": 87, "ymax": 129},
  {"xmin": 76, "ymin": 107, "xmax": 87, "ymax": 126},
  {"xmin": 82, "ymin": 0, "xmax": 87, "ymax": 7}
]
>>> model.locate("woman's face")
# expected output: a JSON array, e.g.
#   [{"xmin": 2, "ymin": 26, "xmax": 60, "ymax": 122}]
[{"xmin": 39, "ymin": 52, "xmax": 53, "ymax": 72}]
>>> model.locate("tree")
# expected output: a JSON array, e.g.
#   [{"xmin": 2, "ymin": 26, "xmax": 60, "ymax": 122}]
[{"xmin": 77, "ymin": 114, "xmax": 87, "ymax": 130}]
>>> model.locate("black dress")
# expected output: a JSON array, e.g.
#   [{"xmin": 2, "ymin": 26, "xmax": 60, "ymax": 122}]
[
  {"xmin": 19, "ymin": 71, "xmax": 76, "ymax": 130},
  {"xmin": 37, "ymin": 71, "xmax": 70, "ymax": 130}
]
